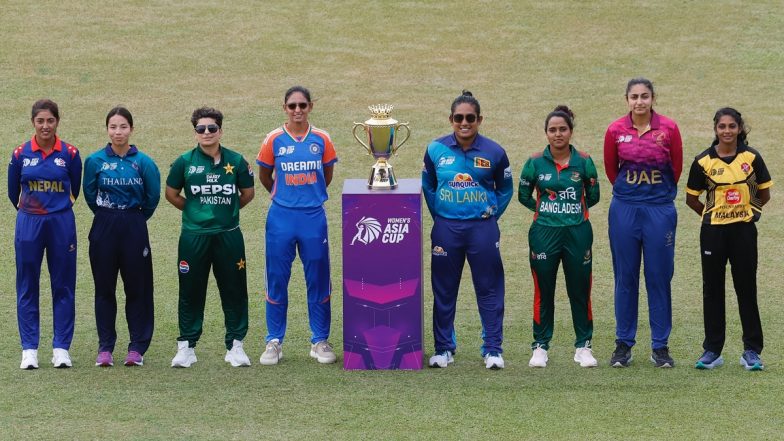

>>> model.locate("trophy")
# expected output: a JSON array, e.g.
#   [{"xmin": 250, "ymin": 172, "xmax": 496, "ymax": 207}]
[{"xmin": 352, "ymin": 104, "xmax": 411, "ymax": 190}]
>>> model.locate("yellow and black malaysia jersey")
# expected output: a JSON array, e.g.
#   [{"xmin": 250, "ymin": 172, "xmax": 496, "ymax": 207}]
[{"xmin": 686, "ymin": 143, "xmax": 772, "ymax": 225}]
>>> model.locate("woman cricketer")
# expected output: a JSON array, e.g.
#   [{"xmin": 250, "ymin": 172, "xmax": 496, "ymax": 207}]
[
  {"xmin": 604, "ymin": 78, "xmax": 683, "ymax": 368},
  {"xmin": 686, "ymin": 108, "xmax": 772, "ymax": 371},
  {"xmin": 256, "ymin": 86, "xmax": 338, "ymax": 366},
  {"xmin": 165, "ymin": 107, "xmax": 255, "ymax": 368},
  {"xmin": 519, "ymin": 106, "xmax": 600, "ymax": 368},
  {"xmin": 8, "ymin": 99, "xmax": 82, "ymax": 369},
  {"xmin": 83, "ymin": 106, "xmax": 160, "ymax": 367}
]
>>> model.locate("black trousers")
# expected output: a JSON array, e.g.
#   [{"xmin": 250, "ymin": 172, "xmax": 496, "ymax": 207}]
[
  {"xmin": 700, "ymin": 222, "xmax": 762, "ymax": 354},
  {"xmin": 89, "ymin": 209, "xmax": 154, "ymax": 354}
]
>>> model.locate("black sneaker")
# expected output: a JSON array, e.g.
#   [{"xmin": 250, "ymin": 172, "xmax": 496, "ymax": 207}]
[
  {"xmin": 651, "ymin": 347, "xmax": 675, "ymax": 368},
  {"xmin": 610, "ymin": 342, "xmax": 632, "ymax": 367}
]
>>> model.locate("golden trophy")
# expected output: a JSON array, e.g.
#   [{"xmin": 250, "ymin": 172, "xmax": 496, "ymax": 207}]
[{"xmin": 352, "ymin": 104, "xmax": 411, "ymax": 189}]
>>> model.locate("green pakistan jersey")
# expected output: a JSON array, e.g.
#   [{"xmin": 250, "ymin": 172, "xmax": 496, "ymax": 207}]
[
  {"xmin": 518, "ymin": 145, "xmax": 600, "ymax": 227},
  {"xmin": 166, "ymin": 145, "xmax": 254, "ymax": 234}
]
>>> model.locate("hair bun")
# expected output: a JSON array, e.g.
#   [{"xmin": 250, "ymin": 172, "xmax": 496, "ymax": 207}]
[
  {"xmin": 461, "ymin": 90, "xmax": 473, "ymax": 97},
  {"xmin": 553, "ymin": 105, "xmax": 575, "ymax": 119}
]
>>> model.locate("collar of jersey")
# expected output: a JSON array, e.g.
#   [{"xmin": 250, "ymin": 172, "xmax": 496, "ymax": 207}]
[
  {"xmin": 31, "ymin": 135, "xmax": 62, "ymax": 157},
  {"xmin": 445, "ymin": 132, "xmax": 484, "ymax": 151},
  {"xmin": 623, "ymin": 110, "xmax": 662, "ymax": 130},
  {"xmin": 283, "ymin": 123, "xmax": 311, "ymax": 141},
  {"xmin": 103, "ymin": 143, "xmax": 139, "ymax": 157}
]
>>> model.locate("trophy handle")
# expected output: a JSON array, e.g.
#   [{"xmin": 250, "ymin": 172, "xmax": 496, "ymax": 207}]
[
  {"xmin": 352, "ymin": 123, "xmax": 372, "ymax": 154},
  {"xmin": 393, "ymin": 123, "xmax": 411, "ymax": 154}
]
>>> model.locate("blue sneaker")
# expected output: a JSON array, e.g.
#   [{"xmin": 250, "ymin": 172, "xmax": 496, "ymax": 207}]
[
  {"xmin": 740, "ymin": 350, "xmax": 764, "ymax": 371},
  {"xmin": 695, "ymin": 351, "xmax": 723, "ymax": 369}
]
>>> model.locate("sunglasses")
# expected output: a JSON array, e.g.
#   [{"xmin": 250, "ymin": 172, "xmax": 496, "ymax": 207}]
[
  {"xmin": 287, "ymin": 102, "xmax": 310, "ymax": 110},
  {"xmin": 194, "ymin": 124, "xmax": 220, "ymax": 134},
  {"xmin": 452, "ymin": 114, "xmax": 478, "ymax": 124}
]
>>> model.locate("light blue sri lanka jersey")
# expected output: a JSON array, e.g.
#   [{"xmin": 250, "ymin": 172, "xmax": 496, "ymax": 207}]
[
  {"xmin": 83, "ymin": 144, "xmax": 161, "ymax": 220},
  {"xmin": 422, "ymin": 133, "xmax": 513, "ymax": 220}
]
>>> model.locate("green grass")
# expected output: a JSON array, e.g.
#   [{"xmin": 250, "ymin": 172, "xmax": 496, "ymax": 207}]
[{"xmin": 1, "ymin": 0, "xmax": 783, "ymax": 439}]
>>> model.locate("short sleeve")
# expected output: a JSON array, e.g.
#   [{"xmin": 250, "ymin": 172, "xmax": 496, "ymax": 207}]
[{"xmin": 166, "ymin": 155, "xmax": 186, "ymax": 189}]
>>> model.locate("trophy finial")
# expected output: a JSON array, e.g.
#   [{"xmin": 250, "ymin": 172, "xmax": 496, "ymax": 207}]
[{"xmin": 368, "ymin": 104, "xmax": 394, "ymax": 119}]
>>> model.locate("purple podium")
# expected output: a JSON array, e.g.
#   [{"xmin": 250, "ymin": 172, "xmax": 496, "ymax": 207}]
[{"xmin": 342, "ymin": 178, "xmax": 423, "ymax": 370}]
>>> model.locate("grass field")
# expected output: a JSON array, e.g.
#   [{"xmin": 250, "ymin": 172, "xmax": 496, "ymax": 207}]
[{"xmin": 1, "ymin": 0, "xmax": 783, "ymax": 439}]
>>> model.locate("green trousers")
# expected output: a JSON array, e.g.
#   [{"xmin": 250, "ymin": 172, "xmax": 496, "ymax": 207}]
[
  {"xmin": 177, "ymin": 228, "xmax": 248, "ymax": 349},
  {"xmin": 528, "ymin": 221, "xmax": 593, "ymax": 350}
]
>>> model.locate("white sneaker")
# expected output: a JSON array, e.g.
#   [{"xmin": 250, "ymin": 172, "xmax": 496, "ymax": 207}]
[
  {"xmin": 21, "ymin": 349, "xmax": 39, "ymax": 370},
  {"xmin": 260, "ymin": 339, "xmax": 283, "ymax": 366},
  {"xmin": 574, "ymin": 345, "xmax": 598, "ymax": 368},
  {"xmin": 171, "ymin": 341, "xmax": 197, "ymax": 368},
  {"xmin": 529, "ymin": 345, "xmax": 548, "ymax": 368},
  {"xmin": 310, "ymin": 340, "xmax": 337, "ymax": 364},
  {"xmin": 225, "ymin": 339, "xmax": 251, "ymax": 367},
  {"xmin": 52, "ymin": 348, "xmax": 72, "ymax": 368},
  {"xmin": 428, "ymin": 351, "xmax": 454, "ymax": 368},
  {"xmin": 484, "ymin": 352, "xmax": 505, "ymax": 370}
]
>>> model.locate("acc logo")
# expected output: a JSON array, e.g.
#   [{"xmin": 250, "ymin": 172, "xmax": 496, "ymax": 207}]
[
  {"xmin": 710, "ymin": 168, "xmax": 724, "ymax": 176},
  {"xmin": 432, "ymin": 246, "xmax": 448, "ymax": 257},
  {"xmin": 503, "ymin": 166, "xmax": 512, "ymax": 179},
  {"xmin": 309, "ymin": 143, "xmax": 320, "ymax": 155},
  {"xmin": 54, "ymin": 158, "xmax": 66, "ymax": 167},
  {"xmin": 617, "ymin": 135, "xmax": 633, "ymax": 143},
  {"xmin": 438, "ymin": 156, "xmax": 455, "ymax": 167},
  {"xmin": 474, "ymin": 157, "xmax": 491, "ymax": 168},
  {"xmin": 448, "ymin": 173, "xmax": 479, "ymax": 189},
  {"xmin": 570, "ymin": 171, "xmax": 581, "ymax": 182},
  {"xmin": 741, "ymin": 163, "xmax": 750, "ymax": 174},
  {"xmin": 143, "ymin": 247, "xmax": 149, "ymax": 257},
  {"xmin": 725, "ymin": 189, "xmax": 741, "ymax": 204},
  {"xmin": 538, "ymin": 173, "xmax": 552, "ymax": 181},
  {"xmin": 22, "ymin": 158, "xmax": 40, "ymax": 167},
  {"xmin": 247, "ymin": 165, "xmax": 254, "ymax": 177},
  {"xmin": 179, "ymin": 261, "xmax": 190, "ymax": 273},
  {"xmin": 101, "ymin": 162, "xmax": 118, "ymax": 171},
  {"xmin": 187, "ymin": 166, "xmax": 205, "ymax": 175},
  {"xmin": 350, "ymin": 216, "xmax": 382, "ymax": 245}
]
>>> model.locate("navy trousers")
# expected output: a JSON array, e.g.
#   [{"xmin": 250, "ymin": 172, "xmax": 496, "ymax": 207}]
[
  {"xmin": 89, "ymin": 209, "xmax": 154, "ymax": 354},
  {"xmin": 15, "ymin": 210, "xmax": 77, "ymax": 350},
  {"xmin": 608, "ymin": 199, "xmax": 676, "ymax": 350},
  {"xmin": 431, "ymin": 216, "xmax": 505, "ymax": 355}
]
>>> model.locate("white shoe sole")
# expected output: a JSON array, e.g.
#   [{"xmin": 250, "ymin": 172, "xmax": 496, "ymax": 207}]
[
  {"xmin": 21, "ymin": 362, "xmax": 39, "ymax": 370},
  {"xmin": 225, "ymin": 355, "xmax": 251, "ymax": 367},
  {"xmin": 171, "ymin": 357, "xmax": 197, "ymax": 368},
  {"xmin": 259, "ymin": 352, "xmax": 282, "ymax": 366},
  {"xmin": 310, "ymin": 350, "xmax": 337, "ymax": 364}
]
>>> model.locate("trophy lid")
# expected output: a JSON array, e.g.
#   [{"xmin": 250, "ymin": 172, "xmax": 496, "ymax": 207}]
[{"xmin": 364, "ymin": 104, "xmax": 399, "ymax": 125}]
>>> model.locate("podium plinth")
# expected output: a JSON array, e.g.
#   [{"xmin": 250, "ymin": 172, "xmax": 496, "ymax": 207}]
[{"xmin": 341, "ymin": 179, "xmax": 423, "ymax": 370}]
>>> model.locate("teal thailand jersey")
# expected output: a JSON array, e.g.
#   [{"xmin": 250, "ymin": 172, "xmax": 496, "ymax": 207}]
[
  {"xmin": 83, "ymin": 144, "xmax": 161, "ymax": 220},
  {"xmin": 422, "ymin": 133, "xmax": 513, "ymax": 220}
]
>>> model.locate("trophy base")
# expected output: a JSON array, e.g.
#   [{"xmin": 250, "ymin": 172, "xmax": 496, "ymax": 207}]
[{"xmin": 368, "ymin": 160, "xmax": 397, "ymax": 190}]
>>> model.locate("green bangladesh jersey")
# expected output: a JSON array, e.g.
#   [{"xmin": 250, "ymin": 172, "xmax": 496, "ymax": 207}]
[
  {"xmin": 518, "ymin": 145, "xmax": 600, "ymax": 227},
  {"xmin": 166, "ymin": 145, "xmax": 254, "ymax": 234}
]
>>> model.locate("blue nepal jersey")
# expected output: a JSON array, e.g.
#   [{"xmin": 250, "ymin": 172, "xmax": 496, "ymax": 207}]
[
  {"xmin": 8, "ymin": 136, "xmax": 82, "ymax": 214},
  {"xmin": 422, "ymin": 133, "xmax": 513, "ymax": 220},
  {"xmin": 83, "ymin": 144, "xmax": 161, "ymax": 220}
]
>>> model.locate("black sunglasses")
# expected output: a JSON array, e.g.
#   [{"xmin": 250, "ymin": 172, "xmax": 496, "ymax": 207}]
[
  {"xmin": 287, "ymin": 102, "xmax": 310, "ymax": 110},
  {"xmin": 452, "ymin": 113, "xmax": 478, "ymax": 123},
  {"xmin": 195, "ymin": 124, "xmax": 220, "ymax": 134}
]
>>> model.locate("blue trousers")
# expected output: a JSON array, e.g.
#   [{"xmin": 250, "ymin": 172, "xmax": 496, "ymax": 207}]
[
  {"xmin": 264, "ymin": 203, "xmax": 331, "ymax": 344},
  {"xmin": 15, "ymin": 210, "xmax": 77, "ymax": 350},
  {"xmin": 431, "ymin": 216, "xmax": 504, "ymax": 355},
  {"xmin": 608, "ymin": 199, "xmax": 676, "ymax": 349},
  {"xmin": 89, "ymin": 209, "xmax": 154, "ymax": 354}
]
